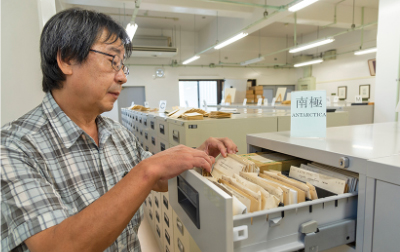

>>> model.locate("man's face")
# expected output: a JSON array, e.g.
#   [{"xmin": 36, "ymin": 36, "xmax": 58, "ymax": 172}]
[{"xmin": 67, "ymin": 32, "xmax": 127, "ymax": 115}]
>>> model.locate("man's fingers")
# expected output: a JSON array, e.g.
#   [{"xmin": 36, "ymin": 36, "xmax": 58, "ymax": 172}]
[
  {"xmin": 215, "ymin": 141, "xmax": 227, "ymax": 157},
  {"xmin": 217, "ymin": 137, "xmax": 237, "ymax": 154},
  {"xmin": 193, "ymin": 157, "xmax": 211, "ymax": 173}
]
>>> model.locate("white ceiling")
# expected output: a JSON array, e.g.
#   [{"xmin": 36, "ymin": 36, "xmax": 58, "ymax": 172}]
[{"xmin": 61, "ymin": 0, "xmax": 379, "ymax": 38}]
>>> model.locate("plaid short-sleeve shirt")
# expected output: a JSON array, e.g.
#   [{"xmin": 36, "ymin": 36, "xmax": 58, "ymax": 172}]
[{"xmin": 1, "ymin": 92, "xmax": 152, "ymax": 252}]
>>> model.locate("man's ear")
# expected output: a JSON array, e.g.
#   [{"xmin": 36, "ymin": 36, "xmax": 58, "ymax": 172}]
[{"xmin": 57, "ymin": 51, "xmax": 73, "ymax": 75}]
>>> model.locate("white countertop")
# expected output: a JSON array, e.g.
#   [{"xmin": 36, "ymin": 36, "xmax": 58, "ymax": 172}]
[{"xmin": 248, "ymin": 122, "xmax": 400, "ymax": 160}]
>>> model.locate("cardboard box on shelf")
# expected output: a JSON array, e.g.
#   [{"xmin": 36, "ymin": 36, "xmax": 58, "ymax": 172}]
[
  {"xmin": 255, "ymin": 90, "xmax": 264, "ymax": 95},
  {"xmin": 240, "ymin": 152, "xmax": 308, "ymax": 172},
  {"xmin": 246, "ymin": 90, "xmax": 254, "ymax": 95},
  {"xmin": 246, "ymin": 95, "xmax": 255, "ymax": 100},
  {"xmin": 249, "ymin": 86, "xmax": 263, "ymax": 91}
]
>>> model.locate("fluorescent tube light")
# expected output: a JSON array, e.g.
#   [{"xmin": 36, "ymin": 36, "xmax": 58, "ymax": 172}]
[
  {"xmin": 294, "ymin": 58, "xmax": 323, "ymax": 67},
  {"xmin": 214, "ymin": 32, "xmax": 248, "ymax": 50},
  {"xmin": 241, "ymin": 56, "xmax": 265, "ymax": 66},
  {"xmin": 354, "ymin": 47, "xmax": 377, "ymax": 55},
  {"xmin": 182, "ymin": 55, "xmax": 200, "ymax": 65},
  {"xmin": 289, "ymin": 0, "xmax": 320, "ymax": 12},
  {"xmin": 126, "ymin": 22, "xmax": 138, "ymax": 41},
  {"xmin": 289, "ymin": 38, "xmax": 334, "ymax": 53}
]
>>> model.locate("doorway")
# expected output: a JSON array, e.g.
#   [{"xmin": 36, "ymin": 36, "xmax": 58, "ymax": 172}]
[{"xmin": 118, "ymin": 86, "xmax": 146, "ymax": 122}]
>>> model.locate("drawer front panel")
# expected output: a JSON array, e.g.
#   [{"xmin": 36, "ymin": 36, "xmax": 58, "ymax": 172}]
[{"xmin": 169, "ymin": 170, "xmax": 233, "ymax": 252}]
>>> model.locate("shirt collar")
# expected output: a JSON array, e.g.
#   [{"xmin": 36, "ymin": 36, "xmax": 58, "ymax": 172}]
[
  {"xmin": 42, "ymin": 92, "xmax": 84, "ymax": 148},
  {"xmin": 42, "ymin": 92, "xmax": 113, "ymax": 149}
]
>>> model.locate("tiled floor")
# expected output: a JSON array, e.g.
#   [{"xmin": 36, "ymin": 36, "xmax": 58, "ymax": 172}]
[{"xmin": 138, "ymin": 216, "xmax": 161, "ymax": 252}]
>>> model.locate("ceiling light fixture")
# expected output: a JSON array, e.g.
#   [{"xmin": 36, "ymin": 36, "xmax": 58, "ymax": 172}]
[
  {"xmin": 294, "ymin": 58, "xmax": 323, "ymax": 67},
  {"xmin": 126, "ymin": 22, "xmax": 139, "ymax": 41},
  {"xmin": 214, "ymin": 32, "xmax": 248, "ymax": 50},
  {"xmin": 289, "ymin": 37, "xmax": 334, "ymax": 53},
  {"xmin": 182, "ymin": 55, "xmax": 200, "ymax": 65},
  {"xmin": 289, "ymin": 0, "xmax": 320, "ymax": 12},
  {"xmin": 241, "ymin": 56, "xmax": 265, "ymax": 66},
  {"xmin": 354, "ymin": 47, "xmax": 377, "ymax": 55}
]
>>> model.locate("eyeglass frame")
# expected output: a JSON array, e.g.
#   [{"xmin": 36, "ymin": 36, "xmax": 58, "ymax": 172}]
[{"xmin": 89, "ymin": 49, "xmax": 129, "ymax": 76}]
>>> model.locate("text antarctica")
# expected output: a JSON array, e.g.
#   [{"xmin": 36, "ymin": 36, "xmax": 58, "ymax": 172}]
[{"xmin": 292, "ymin": 113, "xmax": 327, "ymax": 117}]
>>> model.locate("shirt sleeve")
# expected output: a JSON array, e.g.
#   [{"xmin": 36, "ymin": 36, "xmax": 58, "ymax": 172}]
[
  {"xmin": 1, "ymin": 144, "xmax": 68, "ymax": 251},
  {"xmin": 132, "ymin": 133, "xmax": 152, "ymax": 161}
]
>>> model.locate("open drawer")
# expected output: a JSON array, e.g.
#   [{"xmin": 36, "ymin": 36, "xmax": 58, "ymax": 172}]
[{"xmin": 168, "ymin": 169, "xmax": 357, "ymax": 252}]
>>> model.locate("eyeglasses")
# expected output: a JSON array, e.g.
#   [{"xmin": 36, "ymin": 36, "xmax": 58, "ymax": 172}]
[{"xmin": 89, "ymin": 49, "xmax": 129, "ymax": 76}]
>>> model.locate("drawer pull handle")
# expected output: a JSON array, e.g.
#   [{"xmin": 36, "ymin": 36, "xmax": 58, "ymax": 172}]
[
  {"xmin": 160, "ymin": 124, "xmax": 165, "ymax": 134},
  {"xmin": 176, "ymin": 218, "xmax": 184, "ymax": 235},
  {"xmin": 233, "ymin": 225, "xmax": 248, "ymax": 242},
  {"xmin": 155, "ymin": 197, "xmax": 159, "ymax": 208},
  {"xmin": 165, "ymin": 230, "xmax": 170, "ymax": 245},
  {"xmin": 177, "ymin": 175, "xmax": 200, "ymax": 229},
  {"xmin": 177, "ymin": 238, "xmax": 184, "ymax": 252},
  {"xmin": 163, "ymin": 195, "xmax": 169, "ymax": 209},
  {"xmin": 173, "ymin": 130, "xmax": 179, "ymax": 142},
  {"xmin": 156, "ymin": 225, "xmax": 161, "ymax": 238},
  {"xmin": 164, "ymin": 213, "xmax": 169, "ymax": 227}
]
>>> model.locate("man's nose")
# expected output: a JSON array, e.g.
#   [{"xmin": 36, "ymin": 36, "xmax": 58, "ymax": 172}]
[{"xmin": 115, "ymin": 68, "xmax": 127, "ymax": 85}]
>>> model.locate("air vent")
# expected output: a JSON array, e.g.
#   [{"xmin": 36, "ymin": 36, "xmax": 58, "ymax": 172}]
[{"xmin": 131, "ymin": 46, "xmax": 178, "ymax": 58}]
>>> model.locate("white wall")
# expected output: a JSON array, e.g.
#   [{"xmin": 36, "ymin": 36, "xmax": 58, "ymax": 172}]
[
  {"xmin": 1, "ymin": 0, "xmax": 46, "ymax": 125},
  {"xmin": 293, "ymin": 27, "xmax": 378, "ymax": 103},
  {"xmin": 313, "ymin": 53, "xmax": 376, "ymax": 103},
  {"xmin": 374, "ymin": 0, "xmax": 400, "ymax": 122}
]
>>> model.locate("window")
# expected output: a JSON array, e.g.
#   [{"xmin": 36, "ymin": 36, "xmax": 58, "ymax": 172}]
[{"xmin": 179, "ymin": 80, "xmax": 222, "ymax": 108}]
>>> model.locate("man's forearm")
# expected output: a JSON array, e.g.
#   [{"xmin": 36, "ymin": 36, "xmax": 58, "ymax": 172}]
[{"xmin": 25, "ymin": 159, "xmax": 159, "ymax": 252}]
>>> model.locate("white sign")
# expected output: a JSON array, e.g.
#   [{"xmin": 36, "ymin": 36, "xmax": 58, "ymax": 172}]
[
  {"xmin": 355, "ymin": 95, "xmax": 363, "ymax": 103},
  {"xmin": 203, "ymin": 100, "xmax": 208, "ymax": 110},
  {"xmin": 159, "ymin": 100, "xmax": 167, "ymax": 113},
  {"xmin": 333, "ymin": 96, "xmax": 339, "ymax": 103},
  {"xmin": 144, "ymin": 101, "xmax": 149, "ymax": 108},
  {"xmin": 291, "ymin": 90, "xmax": 327, "ymax": 138},
  {"xmin": 275, "ymin": 87, "xmax": 287, "ymax": 103},
  {"xmin": 326, "ymin": 96, "xmax": 331, "ymax": 106},
  {"xmin": 271, "ymin": 98, "xmax": 276, "ymax": 106},
  {"xmin": 243, "ymin": 99, "xmax": 247, "ymax": 106},
  {"xmin": 263, "ymin": 98, "xmax": 268, "ymax": 106},
  {"xmin": 257, "ymin": 98, "xmax": 263, "ymax": 106}
]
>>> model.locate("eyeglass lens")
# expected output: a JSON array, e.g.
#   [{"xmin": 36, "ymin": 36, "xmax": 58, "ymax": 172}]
[{"xmin": 112, "ymin": 55, "xmax": 129, "ymax": 76}]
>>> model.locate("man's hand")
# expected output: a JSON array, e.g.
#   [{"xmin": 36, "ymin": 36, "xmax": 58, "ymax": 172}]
[
  {"xmin": 197, "ymin": 137, "xmax": 238, "ymax": 158},
  {"xmin": 145, "ymin": 145, "xmax": 214, "ymax": 182}
]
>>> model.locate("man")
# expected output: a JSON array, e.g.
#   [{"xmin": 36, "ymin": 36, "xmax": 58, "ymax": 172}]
[{"xmin": 1, "ymin": 8, "xmax": 238, "ymax": 252}]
